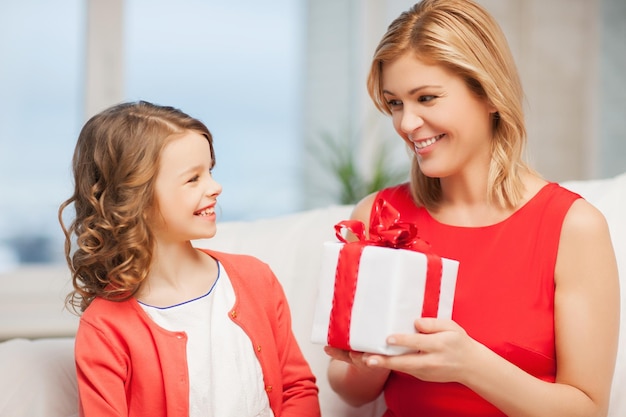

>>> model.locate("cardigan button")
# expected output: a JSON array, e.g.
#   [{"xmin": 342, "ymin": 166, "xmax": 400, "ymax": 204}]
[
  {"xmin": 265, "ymin": 385, "xmax": 273, "ymax": 393},
  {"xmin": 256, "ymin": 345, "xmax": 262, "ymax": 352},
  {"xmin": 230, "ymin": 310, "xmax": 238, "ymax": 319}
]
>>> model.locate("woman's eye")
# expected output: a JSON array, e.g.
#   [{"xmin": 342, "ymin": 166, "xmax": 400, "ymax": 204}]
[
  {"xmin": 418, "ymin": 95, "xmax": 437, "ymax": 103},
  {"xmin": 386, "ymin": 99, "xmax": 402, "ymax": 108}
]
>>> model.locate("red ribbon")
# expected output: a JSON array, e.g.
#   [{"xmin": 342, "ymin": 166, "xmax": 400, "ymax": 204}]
[{"xmin": 327, "ymin": 199, "xmax": 443, "ymax": 350}]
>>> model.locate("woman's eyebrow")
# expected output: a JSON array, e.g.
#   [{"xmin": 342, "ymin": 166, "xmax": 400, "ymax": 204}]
[{"xmin": 382, "ymin": 85, "xmax": 442, "ymax": 96}]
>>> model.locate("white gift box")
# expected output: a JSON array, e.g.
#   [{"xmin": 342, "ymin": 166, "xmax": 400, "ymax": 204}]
[{"xmin": 311, "ymin": 241, "xmax": 459, "ymax": 355}]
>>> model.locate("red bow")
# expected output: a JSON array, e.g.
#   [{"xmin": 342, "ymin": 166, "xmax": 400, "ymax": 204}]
[
  {"xmin": 334, "ymin": 198, "xmax": 432, "ymax": 252},
  {"xmin": 327, "ymin": 198, "xmax": 443, "ymax": 351}
]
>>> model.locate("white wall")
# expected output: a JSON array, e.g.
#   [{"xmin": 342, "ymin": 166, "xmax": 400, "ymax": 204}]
[
  {"xmin": 600, "ymin": 0, "xmax": 626, "ymax": 178},
  {"xmin": 84, "ymin": 0, "xmax": 124, "ymax": 119},
  {"xmin": 301, "ymin": 0, "xmax": 625, "ymax": 209},
  {"xmin": 480, "ymin": 0, "xmax": 600, "ymax": 182}
]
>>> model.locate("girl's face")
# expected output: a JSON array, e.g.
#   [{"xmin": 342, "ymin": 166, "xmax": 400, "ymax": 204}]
[
  {"xmin": 151, "ymin": 130, "xmax": 222, "ymax": 243},
  {"xmin": 381, "ymin": 53, "xmax": 496, "ymax": 180}
]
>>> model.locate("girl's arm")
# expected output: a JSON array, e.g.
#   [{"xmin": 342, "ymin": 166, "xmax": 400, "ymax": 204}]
[
  {"xmin": 75, "ymin": 320, "xmax": 130, "ymax": 417},
  {"xmin": 265, "ymin": 265, "xmax": 321, "ymax": 417}
]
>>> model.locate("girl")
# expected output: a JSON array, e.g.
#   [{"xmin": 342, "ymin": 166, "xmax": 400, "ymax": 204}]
[
  {"xmin": 325, "ymin": 1, "xmax": 620, "ymax": 416},
  {"xmin": 59, "ymin": 101, "xmax": 320, "ymax": 417}
]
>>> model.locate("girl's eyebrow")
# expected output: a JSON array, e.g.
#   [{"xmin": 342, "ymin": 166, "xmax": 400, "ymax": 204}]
[
  {"xmin": 383, "ymin": 85, "xmax": 443, "ymax": 96},
  {"xmin": 177, "ymin": 164, "xmax": 204, "ymax": 178}
]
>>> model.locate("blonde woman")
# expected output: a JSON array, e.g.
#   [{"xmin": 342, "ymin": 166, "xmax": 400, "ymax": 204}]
[{"xmin": 325, "ymin": 1, "xmax": 620, "ymax": 416}]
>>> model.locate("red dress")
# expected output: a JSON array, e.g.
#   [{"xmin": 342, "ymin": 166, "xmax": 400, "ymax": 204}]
[{"xmin": 375, "ymin": 182, "xmax": 581, "ymax": 417}]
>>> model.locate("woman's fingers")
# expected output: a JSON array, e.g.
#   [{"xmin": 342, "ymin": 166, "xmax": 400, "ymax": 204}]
[
  {"xmin": 361, "ymin": 318, "xmax": 475, "ymax": 383},
  {"xmin": 324, "ymin": 346, "xmax": 368, "ymax": 368}
]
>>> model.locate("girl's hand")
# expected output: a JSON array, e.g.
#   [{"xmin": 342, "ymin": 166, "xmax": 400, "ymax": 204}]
[{"xmin": 362, "ymin": 317, "xmax": 479, "ymax": 384}]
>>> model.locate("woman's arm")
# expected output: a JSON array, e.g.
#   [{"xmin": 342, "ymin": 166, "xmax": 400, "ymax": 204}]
[
  {"xmin": 469, "ymin": 199, "xmax": 619, "ymax": 416},
  {"xmin": 552, "ymin": 199, "xmax": 619, "ymax": 414},
  {"xmin": 326, "ymin": 347, "xmax": 390, "ymax": 407},
  {"xmin": 325, "ymin": 192, "xmax": 392, "ymax": 407},
  {"xmin": 362, "ymin": 199, "xmax": 620, "ymax": 417}
]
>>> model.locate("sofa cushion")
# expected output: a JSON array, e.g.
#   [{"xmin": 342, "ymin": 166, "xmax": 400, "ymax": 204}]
[{"xmin": 0, "ymin": 337, "xmax": 77, "ymax": 417}]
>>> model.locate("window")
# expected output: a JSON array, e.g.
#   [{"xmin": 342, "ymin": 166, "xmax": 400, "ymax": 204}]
[
  {"xmin": 125, "ymin": 0, "xmax": 305, "ymax": 221},
  {"xmin": 0, "ymin": 0, "xmax": 305, "ymax": 270},
  {"xmin": 0, "ymin": 0, "xmax": 83, "ymax": 268}
]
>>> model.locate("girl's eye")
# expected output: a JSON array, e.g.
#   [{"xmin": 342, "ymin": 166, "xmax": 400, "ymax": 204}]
[
  {"xmin": 187, "ymin": 174, "xmax": 200, "ymax": 183},
  {"xmin": 418, "ymin": 95, "xmax": 437, "ymax": 103}
]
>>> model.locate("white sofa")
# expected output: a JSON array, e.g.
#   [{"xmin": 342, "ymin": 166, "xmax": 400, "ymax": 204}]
[{"xmin": 1, "ymin": 172, "xmax": 624, "ymax": 417}]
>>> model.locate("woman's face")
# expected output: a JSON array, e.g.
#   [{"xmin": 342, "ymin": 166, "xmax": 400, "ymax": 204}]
[{"xmin": 381, "ymin": 53, "xmax": 496, "ymax": 180}]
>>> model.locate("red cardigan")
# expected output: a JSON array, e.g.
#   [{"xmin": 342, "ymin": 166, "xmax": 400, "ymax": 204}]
[{"xmin": 75, "ymin": 249, "xmax": 320, "ymax": 417}]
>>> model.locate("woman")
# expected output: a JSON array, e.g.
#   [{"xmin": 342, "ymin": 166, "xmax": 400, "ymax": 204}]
[{"xmin": 325, "ymin": 1, "xmax": 620, "ymax": 416}]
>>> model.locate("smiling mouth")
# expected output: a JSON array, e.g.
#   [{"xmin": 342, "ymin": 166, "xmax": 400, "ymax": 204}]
[
  {"xmin": 414, "ymin": 133, "xmax": 445, "ymax": 149},
  {"xmin": 194, "ymin": 207, "xmax": 215, "ymax": 216}
]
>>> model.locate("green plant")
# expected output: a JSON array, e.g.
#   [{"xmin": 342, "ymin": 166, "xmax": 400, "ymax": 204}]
[{"xmin": 310, "ymin": 130, "xmax": 409, "ymax": 205}]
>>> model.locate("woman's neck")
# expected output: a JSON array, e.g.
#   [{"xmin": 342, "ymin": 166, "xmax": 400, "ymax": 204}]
[{"xmin": 431, "ymin": 168, "xmax": 545, "ymax": 227}]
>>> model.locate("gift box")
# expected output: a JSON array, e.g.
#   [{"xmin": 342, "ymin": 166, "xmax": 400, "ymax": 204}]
[{"xmin": 310, "ymin": 199, "xmax": 459, "ymax": 355}]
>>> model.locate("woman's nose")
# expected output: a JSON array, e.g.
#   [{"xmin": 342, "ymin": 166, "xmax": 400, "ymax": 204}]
[{"xmin": 399, "ymin": 108, "xmax": 424, "ymax": 135}]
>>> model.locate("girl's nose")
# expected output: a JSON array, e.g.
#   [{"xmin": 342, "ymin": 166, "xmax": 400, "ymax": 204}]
[{"xmin": 207, "ymin": 177, "xmax": 222, "ymax": 197}]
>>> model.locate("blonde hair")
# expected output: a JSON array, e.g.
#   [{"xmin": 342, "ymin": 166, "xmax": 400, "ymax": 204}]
[
  {"xmin": 58, "ymin": 101, "xmax": 215, "ymax": 312},
  {"xmin": 367, "ymin": 0, "xmax": 530, "ymax": 209}
]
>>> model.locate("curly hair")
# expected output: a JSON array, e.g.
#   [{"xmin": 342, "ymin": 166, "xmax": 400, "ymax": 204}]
[
  {"xmin": 58, "ymin": 101, "xmax": 215, "ymax": 313},
  {"xmin": 367, "ymin": 0, "xmax": 532, "ymax": 209}
]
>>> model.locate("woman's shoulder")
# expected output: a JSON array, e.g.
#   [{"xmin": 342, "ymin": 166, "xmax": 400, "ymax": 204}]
[
  {"xmin": 351, "ymin": 192, "xmax": 378, "ymax": 223},
  {"xmin": 517, "ymin": 175, "xmax": 580, "ymax": 216},
  {"xmin": 554, "ymin": 191, "xmax": 618, "ymax": 299},
  {"xmin": 522, "ymin": 179, "xmax": 610, "ymax": 257},
  {"xmin": 351, "ymin": 183, "xmax": 413, "ymax": 222},
  {"xmin": 561, "ymin": 196, "xmax": 610, "ymax": 239}
]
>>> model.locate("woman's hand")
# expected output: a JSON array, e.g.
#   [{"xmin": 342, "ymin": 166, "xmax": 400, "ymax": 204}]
[
  {"xmin": 362, "ymin": 317, "xmax": 480, "ymax": 385},
  {"xmin": 325, "ymin": 346, "xmax": 391, "ymax": 407},
  {"xmin": 324, "ymin": 345, "xmax": 392, "ymax": 381},
  {"xmin": 324, "ymin": 346, "xmax": 369, "ymax": 369}
]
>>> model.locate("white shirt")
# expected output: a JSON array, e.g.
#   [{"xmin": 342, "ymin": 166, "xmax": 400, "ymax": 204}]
[{"xmin": 139, "ymin": 262, "xmax": 274, "ymax": 417}]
